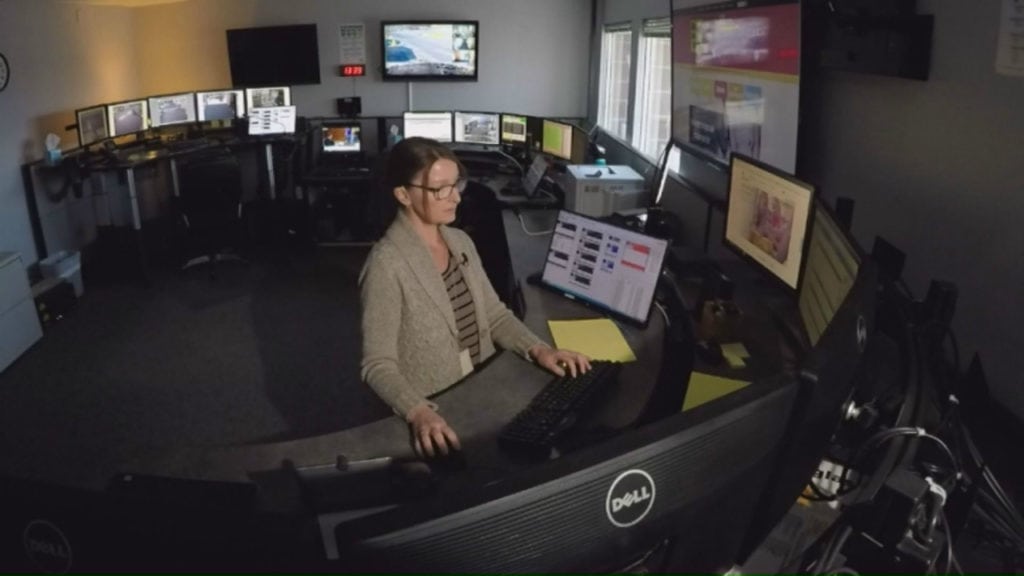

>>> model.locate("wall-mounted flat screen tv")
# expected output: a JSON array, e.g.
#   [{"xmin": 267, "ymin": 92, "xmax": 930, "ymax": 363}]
[
  {"xmin": 381, "ymin": 21, "xmax": 478, "ymax": 81},
  {"xmin": 227, "ymin": 23, "xmax": 321, "ymax": 86}
]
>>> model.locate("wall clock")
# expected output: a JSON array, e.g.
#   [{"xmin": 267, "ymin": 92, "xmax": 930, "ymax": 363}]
[{"xmin": 0, "ymin": 53, "xmax": 9, "ymax": 92}]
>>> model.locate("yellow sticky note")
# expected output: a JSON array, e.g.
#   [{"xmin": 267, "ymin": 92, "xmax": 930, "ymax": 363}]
[
  {"xmin": 720, "ymin": 342, "xmax": 750, "ymax": 369},
  {"xmin": 548, "ymin": 318, "xmax": 637, "ymax": 362},
  {"xmin": 683, "ymin": 372, "xmax": 750, "ymax": 411}
]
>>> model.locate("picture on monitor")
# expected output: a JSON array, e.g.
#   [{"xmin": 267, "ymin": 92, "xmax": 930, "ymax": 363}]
[
  {"xmin": 196, "ymin": 89, "xmax": 245, "ymax": 121},
  {"xmin": 453, "ymin": 111, "xmax": 499, "ymax": 145},
  {"xmin": 245, "ymin": 87, "xmax": 291, "ymax": 111},
  {"xmin": 382, "ymin": 21, "xmax": 478, "ymax": 80},
  {"xmin": 248, "ymin": 106, "xmax": 296, "ymax": 136},
  {"xmin": 798, "ymin": 201, "xmax": 861, "ymax": 346},
  {"xmin": 106, "ymin": 99, "xmax": 149, "ymax": 138},
  {"xmin": 724, "ymin": 153, "xmax": 813, "ymax": 290},
  {"xmin": 322, "ymin": 123, "xmax": 361, "ymax": 154},
  {"xmin": 402, "ymin": 111, "xmax": 453, "ymax": 143},
  {"xmin": 501, "ymin": 113, "xmax": 528, "ymax": 144},
  {"xmin": 76, "ymin": 106, "xmax": 109, "ymax": 147},
  {"xmin": 147, "ymin": 92, "xmax": 197, "ymax": 128},
  {"xmin": 539, "ymin": 210, "xmax": 669, "ymax": 327},
  {"xmin": 542, "ymin": 119, "xmax": 573, "ymax": 161}
]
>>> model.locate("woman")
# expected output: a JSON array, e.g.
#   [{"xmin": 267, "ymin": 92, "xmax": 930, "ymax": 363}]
[{"xmin": 360, "ymin": 137, "xmax": 590, "ymax": 458}]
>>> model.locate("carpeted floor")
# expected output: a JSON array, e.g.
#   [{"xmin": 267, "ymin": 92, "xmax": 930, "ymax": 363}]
[{"xmin": 0, "ymin": 245, "xmax": 392, "ymax": 485}]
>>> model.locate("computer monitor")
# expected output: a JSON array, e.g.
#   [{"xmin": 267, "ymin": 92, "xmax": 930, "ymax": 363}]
[
  {"xmin": 723, "ymin": 153, "xmax": 814, "ymax": 291},
  {"xmin": 75, "ymin": 105, "xmax": 109, "ymax": 148},
  {"xmin": 245, "ymin": 86, "xmax": 291, "ymax": 111},
  {"xmin": 453, "ymin": 111, "xmax": 499, "ymax": 146},
  {"xmin": 321, "ymin": 122, "xmax": 362, "ymax": 154},
  {"xmin": 537, "ymin": 210, "xmax": 669, "ymax": 327},
  {"xmin": 798, "ymin": 201, "xmax": 862, "ymax": 347},
  {"xmin": 247, "ymin": 106, "xmax": 296, "ymax": 136},
  {"xmin": 147, "ymin": 92, "xmax": 197, "ymax": 128},
  {"xmin": 381, "ymin": 21, "xmax": 479, "ymax": 81},
  {"xmin": 196, "ymin": 89, "xmax": 246, "ymax": 121},
  {"xmin": 653, "ymin": 140, "xmax": 685, "ymax": 205},
  {"xmin": 500, "ymin": 113, "xmax": 528, "ymax": 145},
  {"xmin": 106, "ymin": 99, "xmax": 149, "ymax": 138},
  {"xmin": 402, "ymin": 111, "xmax": 453, "ymax": 143},
  {"xmin": 542, "ymin": 119, "xmax": 573, "ymax": 161},
  {"xmin": 328, "ymin": 376, "xmax": 799, "ymax": 572}
]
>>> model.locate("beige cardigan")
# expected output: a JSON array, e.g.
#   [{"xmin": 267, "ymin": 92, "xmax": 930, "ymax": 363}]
[{"xmin": 359, "ymin": 211, "xmax": 544, "ymax": 417}]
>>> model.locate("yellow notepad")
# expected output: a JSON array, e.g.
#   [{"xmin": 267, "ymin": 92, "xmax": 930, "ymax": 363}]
[
  {"xmin": 683, "ymin": 372, "xmax": 750, "ymax": 411},
  {"xmin": 547, "ymin": 318, "xmax": 637, "ymax": 362}
]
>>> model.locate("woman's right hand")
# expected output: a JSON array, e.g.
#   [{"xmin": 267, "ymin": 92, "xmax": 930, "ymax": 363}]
[{"xmin": 406, "ymin": 403, "xmax": 461, "ymax": 458}]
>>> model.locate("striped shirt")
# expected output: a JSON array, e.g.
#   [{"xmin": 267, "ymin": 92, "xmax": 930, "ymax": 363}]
[{"xmin": 443, "ymin": 252, "xmax": 481, "ymax": 365}]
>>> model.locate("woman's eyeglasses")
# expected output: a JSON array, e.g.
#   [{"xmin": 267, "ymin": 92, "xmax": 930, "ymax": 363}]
[{"xmin": 404, "ymin": 178, "xmax": 468, "ymax": 200}]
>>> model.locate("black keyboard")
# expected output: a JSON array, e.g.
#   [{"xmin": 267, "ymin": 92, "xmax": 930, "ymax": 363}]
[{"xmin": 498, "ymin": 360, "xmax": 621, "ymax": 454}]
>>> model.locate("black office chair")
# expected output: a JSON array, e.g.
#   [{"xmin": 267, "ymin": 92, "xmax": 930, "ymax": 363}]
[
  {"xmin": 174, "ymin": 150, "xmax": 247, "ymax": 271},
  {"xmin": 453, "ymin": 180, "xmax": 521, "ymax": 317}
]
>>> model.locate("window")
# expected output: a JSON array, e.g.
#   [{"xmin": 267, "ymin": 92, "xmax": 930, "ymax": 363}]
[
  {"xmin": 631, "ymin": 18, "xmax": 672, "ymax": 160},
  {"xmin": 597, "ymin": 23, "xmax": 632, "ymax": 140}
]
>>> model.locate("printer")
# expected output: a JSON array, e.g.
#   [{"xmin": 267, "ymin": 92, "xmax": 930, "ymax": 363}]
[{"xmin": 565, "ymin": 164, "xmax": 645, "ymax": 218}]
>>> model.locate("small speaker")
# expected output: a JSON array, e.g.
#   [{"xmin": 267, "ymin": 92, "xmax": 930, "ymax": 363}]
[{"xmin": 336, "ymin": 97, "xmax": 362, "ymax": 117}]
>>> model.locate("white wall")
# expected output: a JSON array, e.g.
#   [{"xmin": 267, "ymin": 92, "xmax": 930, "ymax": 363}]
[
  {"xmin": 802, "ymin": 0, "xmax": 1024, "ymax": 419},
  {"xmin": 0, "ymin": 0, "xmax": 141, "ymax": 267},
  {"xmin": 0, "ymin": 0, "xmax": 592, "ymax": 267},
  {"xmin": 132, "ymin": 0, "xmax": 592, "ymax": 118}
]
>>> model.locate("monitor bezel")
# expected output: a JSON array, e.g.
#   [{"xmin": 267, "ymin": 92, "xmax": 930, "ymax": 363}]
[
  {"xmin": 499, "ymin": 113, "xmax": 529, "ymax": 146},
  {"xmin": 320, "ymin": 121, "xmax": 363, "ymax": 155},
  {"xmin": 105, "ymin": 98, "xmax": 150, "ymax": 139},
  {"xmin": 537, "ymin": 209, "xmax": 670, "ymax": 328},
  {"xmin": 402, "ymin": 111, "xmax": 454, "ymax": 143},
  {"xmin": 381, "ymin": 20, "xmax": 480, "ymax": 82},
  {"xmin": 146, "ymin": 91, "xmax": 198, "ymax": 129},
  {"xmin": 452, "ymin": 110, "xmax": 501, "ymax": 146},
  {"xmin": 195, "ymin": 89, "xmax": 247, "ymax": 121},
  {"xmin": 541, "ymin": 119, "xmax": 574, "ymax": 161},
  {"xmin": 722, "ymin": 152, "xmax": 815, "ymax": 293},
  {"xmin": 75, "ymin": 105, "xmax": 109, "ymax": 148}
]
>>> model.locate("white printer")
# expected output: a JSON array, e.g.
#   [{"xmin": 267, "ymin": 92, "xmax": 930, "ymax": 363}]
[{"xmin": 565, "ymin": 164, "xmax": 646, "ymax": 217}]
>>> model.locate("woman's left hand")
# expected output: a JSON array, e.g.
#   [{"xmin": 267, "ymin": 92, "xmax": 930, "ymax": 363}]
[{"xmin": 529, "ymin": 345, "xmax": 591, "ymax": 378}]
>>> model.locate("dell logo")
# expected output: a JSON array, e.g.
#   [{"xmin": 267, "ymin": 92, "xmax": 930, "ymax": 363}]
[
  {"xmin": 606, "ymin": 469, "xmax": 656, "ymax": 528},
  {"xmin": 23, "ymin": 519, "xmax": 73, "ymax": 573}
]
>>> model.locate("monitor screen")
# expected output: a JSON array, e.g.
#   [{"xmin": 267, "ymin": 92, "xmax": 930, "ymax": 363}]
[
  {"xmin": 106, "ymin": 99, "xmax": 149, "ymax": 138},
  {"xmin": 723, "ymin": 153, "xmax": 813, "ymax": 290},
  {"xmin": 798, "ymin": 201, "xmax": 861, "ymax": 346},
  {"xmin": 196, "ymin": 89, "xmax": 245, "ymax": 121},
  {"xmin": 227, "ymin": 24, "xmax": 321, "ymax": 86},
  {"xmin": 522, "ymin": 155, "xmax": 549, "ymax": 198},
  {"xmin": 542, "ymin": 119, "xmax": 573, "ymax": 161},
  {"xmin": 381, "ymin": 21, "xmax": 478, "ymax": 81},
  {"xmin": 453, "ymin": 111, "xmax": 500, "ymax": 145},
  {"xmin": 402, "ymin": 112, "xmax": 453, "ymax": 143},
  {"xmin": 76, "ymin": 105, "xmax": 109, "ymax": 147},
  {"xmin": 321, "ymin": 122, "xmax": 362, "ymax": 154},
  {"xmin": 653, "ymin": 140, "xmax": 685, "ymax": 205},
  {"xmin": 540, "ymin": 210, "xmax": 669, "ymax": 327},
  {"xmin": 247, "ymin": 106, "xmax": 296, "ymax": 136},
  {"xmin": 245, "ymin": 87, "xmax": 291, "ymax": 111},
  {"xmin": 500, "ymin": 114, "xmax": 528, "ymax": 145},
  {"xmin": 147, "ymin": 92, "xmax": 197, "ymax": 128},
  {"xmin": 570, "ymin": 125, "xmax": 589, "ymax": 164}
]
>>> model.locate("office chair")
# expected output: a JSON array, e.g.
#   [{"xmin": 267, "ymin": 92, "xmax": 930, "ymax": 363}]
[
  {"xmin": 452, "ymin": 180, "xmax": 521, "ymax": 317},
  {"xmin": 174, "ymin": 150, "xmax": 248, "ymax": 271}
]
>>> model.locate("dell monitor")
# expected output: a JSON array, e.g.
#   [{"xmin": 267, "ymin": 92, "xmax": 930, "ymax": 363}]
[
  {"xmin": 453, "ymin": 111, "xmax": 500, "ymax": 146},
  {"xmin": 542, "ymin": 119, "xmax": 573, "ymax": 161},
  {"xmin": 245, "ymin": 87, "xmax": 291, "ymax": 111},
  {"xmin": 798, "ymin": 201, "xmax": 862, "ymax": 346},
  {"xmin": 147, "ymin": 92, "xmax": 197, "ymax": 129},
  {"xmin": 500, "ymin": 113, "xmax": 528, "ymax": 145},
  {"xmin": 537, "ymin": 210, "xmax": 669, "ymax": 327},
  {"xmin": 402, "ymin": 112, "xmax": 453, "ymax": 143},
  {"xmin": 381, "ymin": 21, "xmax": 479, "ymax": 81},
  {"xmin": 321, "ymin": 121, "xmax": 362, "ymax": 155},
  {"xmin": 196, "ymin": 89, "xmax": 246, "ymax": 121},
  {"xmin": 106, "ymin": 99, "xmax": 149, "ymax": 138},
  {"xmin": 76, "ymin": 105, "xmax": 109, "ymax": 147},
  {"xmin": 723, "ymin": 153, "xmax": 814, "ymax": 291}
]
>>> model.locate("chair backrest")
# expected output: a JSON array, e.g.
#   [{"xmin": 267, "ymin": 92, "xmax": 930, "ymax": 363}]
[{"xmin": 177, "ymin": 151, "xmax": 243, "ymax": 217}]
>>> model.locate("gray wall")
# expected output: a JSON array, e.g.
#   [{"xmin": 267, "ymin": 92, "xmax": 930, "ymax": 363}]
[
  {"xmin": 599, "ymin": 0, "xmax": 1024, "ymax": 419},
  {"xmin": 0, "ymin": 0, "xmax": 592, "ymax": 267}
]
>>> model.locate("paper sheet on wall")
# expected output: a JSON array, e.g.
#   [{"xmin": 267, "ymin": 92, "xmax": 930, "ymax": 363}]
[
  {"xmin": 339, "ymin": 24, "xmax": 366, "ymax": 64},
  {"xmin": 997, "ymin": 0, "xmax": 1024, "ymax": 76},
  {"xmin": 548, "ymin": 319, "xmax": 637, "ymax": 362}
]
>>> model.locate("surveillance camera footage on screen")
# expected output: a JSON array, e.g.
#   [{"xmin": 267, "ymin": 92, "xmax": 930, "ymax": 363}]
[{"xmin": 383, "ymin": 22, "xmax": 478, "ymax": 79}]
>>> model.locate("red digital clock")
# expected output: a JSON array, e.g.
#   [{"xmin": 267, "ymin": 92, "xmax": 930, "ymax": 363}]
[{"xmin": 339, "ymin": 64, "xmax": 366, "ymax": 77}]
